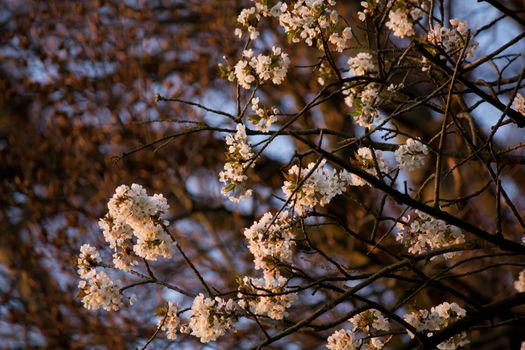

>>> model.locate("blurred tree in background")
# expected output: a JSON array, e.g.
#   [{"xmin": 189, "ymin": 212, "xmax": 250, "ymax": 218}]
[{"xmin": 1, "ymin": 0, "xmax": 525, "ymax": 349}]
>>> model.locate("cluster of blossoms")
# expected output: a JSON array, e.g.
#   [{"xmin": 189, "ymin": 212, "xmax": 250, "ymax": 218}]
[
  {"xmin": 235, "ymin": 0, "xmax": 353, "ymax": 53},
  {"xmin": 243, "ymin": 211, "xmax": 295, "ymax": 274},
  {"xmin": 513, "ymin": 93, "xmax": 525, "ymax": 116},
  {"xmin": 78, "ymin": 270, "xmax": 124, "ymax": 312},
  {"xmin": 427, "ymin": 19, "xmax": 478, "ymax": 58},
  {"xmin": 98, "ymin": 184, "xmax": 172, "ymax": 267},
  {"xmin": 143, "ymin": 295, "xmax": 240, "ymax": 343},
  {"xmin": 235, "ymin": 1, "xmax": 273, "ymax": 40},
  {"xmin": 394, "ymin": 138, "xmax": 430, "ymax": 171},
  {"xmin": 514, "ymin": 269, "xmax": 525, "ymax": 293},
  {"xmin": 250, "ymin": 96, "xmax": 278, "ymax": 132},
  {"xmin": 158, "ymin": 302, "xmax": 181, "ymax": 340},
  {"xmin": 404, "ymin": 302, "xmax": 469, "ymax": 350},
  {"xmin": 316, "ymin": 62, "xmax": 333, "ymax": 86},
  {"xmin": 77, "ymin": 244, "xmax": 125, "ymax": 311},
  {"xmin": 326, "ymin": 329, "xmax": 366, "ymax": 350},
  {"xmin": 357, "ymin": 0, "xmax": 378, "ymax": 21},
  {"xmin": 238, "ymin": 275, "xmax": 296, "ymax": 320},
  {"xmin": 344, "ymin": 53, "xmax": 383, "ymax": 128},
  {"xmin": 240, "ymin": 211, "xmax": 298, "ymax": 319},
  {"xmin": 219, "ymin": 124, "xmax": 256, "ymax": 202},
  {"xmin": 327, "ymin": 309, "xmax": 390, "ymax": 350},
  {"xmin": 231, "ymin": 47, "xmax": 290, "ymax": 90},
  {"xmin": 386, "ymin": 1, "xmax": 427, "ymax": 38},
  {"xmin": 77, "ymin": 243, "xmax": 101, "ymax": 278},
  {"xmin": 347, "ymin": 52, "xmax": 376, "ymax": 76},
  {"xmin": 344, "ymin": 83, "xmax": 382, "ymax": 128},
  {"xmin": 329, "ymin": 27, "xmax": 353, "ymax": 52},
  {"xmin": 280, "ymin": 147, "xmax": 397, "ymax": 211},
  {"xmin": 396, "ymin": 210, "xmax": 465, "ymax": 258},
  {"xmin": 188, "ymin": 293, "xmax": 237, "ymax": 343},
  {"xmin": 355, "ymin": 147, "xmax": 389, "ymax": 182},
  {"xmin": 349, "ymin": 309, "xmax": 390, "ymax": 333},
  {"xmin": 282, "ymin": 160, "xmax": 354, "ymax": 216},
  {"xmin": 77, "ymin": 240, "xmax": 238, "ymax": 343},
  {"xmin": 75, "ymin": 0, "xmax": 495, "ymax": 346},
  {"xmin": 238, "ymin": 151, "xmax": 387, "ymax": 322},
  {"xmin": 276, "ymin": 0, "xmax": 339, "ymax": 47}
]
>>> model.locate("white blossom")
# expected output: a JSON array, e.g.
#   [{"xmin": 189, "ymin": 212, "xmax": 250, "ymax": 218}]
[
  {"xmin": 344, "ymin": 83, "xmax": 382, "ymax": 129},
  {"xmin": 343, "ymin": 56, "xmax": 381, "ymax": 129},
  {"xmin": 234, "ymin": 54, "xmax": 256, "ymax": 90},
  {"xmin": 250, "ymin": 97, "xmax": 278, "ymax": 132},
  {"xmin": 282, "ymin": 160, "xmax": 350, "ymax": 215},
  {"xmin": 77, "ymin": 270, "xmax": 123, "ymax": 312},
  {"xmin": 159, "ymin": 302, "xmax": 181, "ymax": 340},
  {"xmin": 410, "ymin": 4, "xmax": 425, "ymax": 20},
  {"xmin": 234, "ymin": 47, "xmax": 290, "ymax": 89},
  {"xmin": 329, "ymin": 27, "xmax": 353, "ymax": 52},
  {"xmin": 339, "ymin": 169, "xmax": 367, "ymax": 188},
  {"xmin": 345, "ymin": 54, "xmax": 382, "ymax": 130},
  {"xmin": 427, "ymin": 19, "xmax": 478, "ymax": 58},
  {"xmin": 366, "ymin": 338, "xmax": 385, "ymax": 350},
  {"xmin": 403, "ymin": 308, "xmax": 434, "ymax": 338},
  {"xmin": 326, "ymin": 329, "xmax": 362, "ymax": 350},
  {"xmin": 275, "ymin": 0, "xmax": 338, "ymax": 47},
  {"xmin": 99, "ymin": 184, "xmax": 172, "ymax": 263},
  {"xmin": 513, "ymin": 93, "xmax": 525, "ymax": 116},
  {"xmin": 358, "ymin": 1, "xmax": 378, "ymax": 22},
  {"xmin": 243, "ymin": 211, "xmax": 295, "ymax": 276},
  {"xmin": 227, "ymin": 122, "xmax": 254, "ymax": 163},
  {"xmin": 189, "ymin": 293, "xmax": 236, "ymax": 343},
  {"xmin": 348, "ymin": 52, "xmax": 375, "ymax": 76},
  {"xmin": 361, "ymin": 83, "xmax": 380, "ymax": 102},
  {"xmin": 387, "ymin": 83, "xmax": 404, "ymax": 92},
  {"xmin": 404, "ymin": 302, "xmax": 469, "ymax": 350},
  {"xmin": 317, "ymin": 62, "xmax": 333, "ymax": 86},
  {"xmin": 396, "ymin": 210, "xmax": 465, "ymax": 258},
  {"xmin": 77, "ymin": 244, "xmax": 101, "ymax": 279},
  {"xmin": 236, "ymin": 3, "xmax": 271, "ymax": 40},
  {"xmin": 269, "ymin": 47, "xmax": 290, "ymax": 84},
  {"xmin": 421, "ymin": 56, "xmax": 431, "ymax": 72},
  {"xmin": 98, "ymin": 209, "xmax": 133, "ymax": 250},
  {"xmin": 132, "ymin": 221, "xmax": 173, "ymax": 261},
  {"xmin": 514, "ymin": 269, "xmax": 525, "ymax": 293},
  {"xmin": 360, "ymin": 84, "xmax": 381, "ymax": 120},
  {"xmin": 219, "ymin": 123, "xmax": 256, "ymax": 202},
  {"xmin": 112, "ymin": 252, "xmax": 135, "ymax": 272},
  {"xmin": 234, "ymin": 28, "xmax": 243, "ymax": 38},
  {"xmin": 384, "ymin": 1, "xmax": 426, "ymax": 38},
  {"xmin": 395, "ymin": 138, "xmax": 429, "ymax": 171},
  {"xmin": 386, "ymin": 9, "xmax": 415, "ymax": 38},
  {"xmin": 349, "ymin": 309, "xmax": 390, "ymax": 333},
  {"xmin": 238, "ymin": 275, "xmax": 296, "ymax": 320},
  {"xmin": 356, "ymin": 147, "xmax": 389, "ymax": 179}
]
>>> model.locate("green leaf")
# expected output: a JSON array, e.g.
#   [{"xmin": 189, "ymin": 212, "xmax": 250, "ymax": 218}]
[
  {"xmin": 223, "ymin": 183, "xmax": 237, "ymax": 193},
  {"xmin": 155, "ymin": 306, "xmax": 167, "ymax": 316}
]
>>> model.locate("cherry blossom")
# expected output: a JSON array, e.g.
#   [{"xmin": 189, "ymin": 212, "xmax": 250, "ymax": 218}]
[
  {"xmin": 77, "ymin": 270, "xmax": 123, "ymax": 312},
  {"xmin": 219, "ymin": 123, "xmax": 256, "ymax": 202},
  {"xmin": 514, "ymin": 269, "xmax": 525, "ymax": 293},
  {"xmin": 513, "ymin": 93, "xmax": 525, "ymax": 116},
  {"xmin": 404, "ymin": 302, "xmax": 469, "ymax": 350},
  {"xmin": 188, "ymin": 294, "xmax": 237, "ymax": 343},
  {"xmin": 395, "ymin": 138, "xmax": 429, "ymax": 171},
  {"xmin": 396, "ymin": 210, "xmax": 465, "ymax": 258}
]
